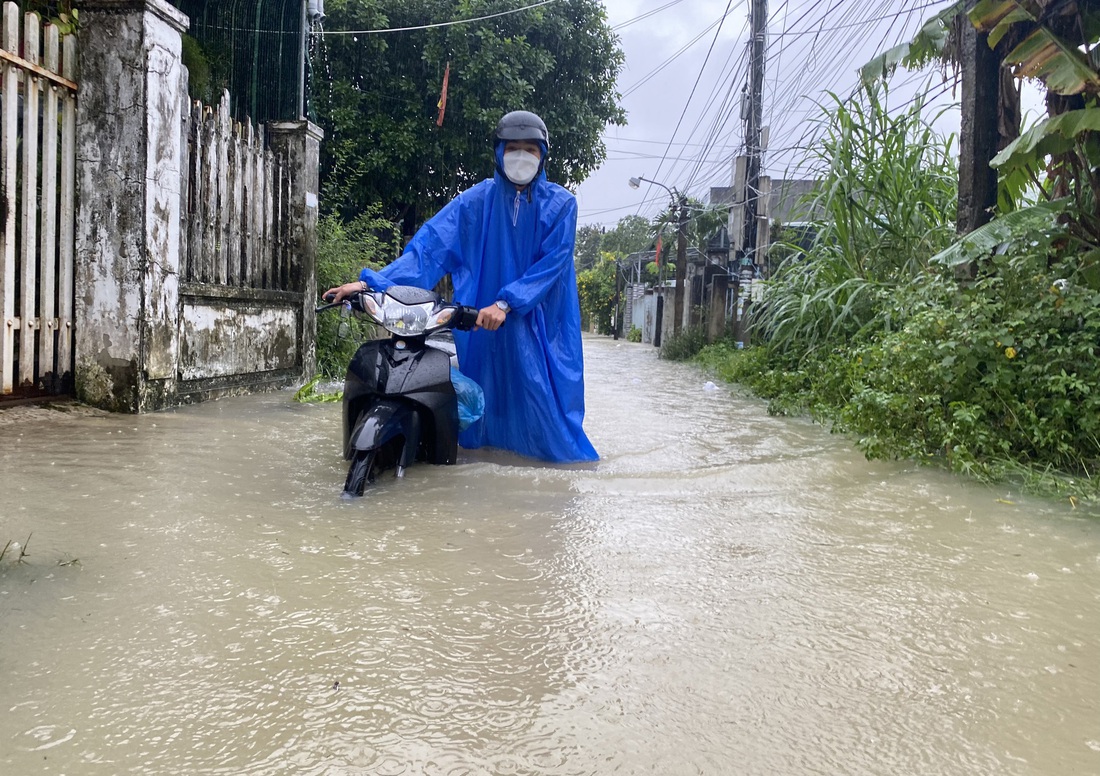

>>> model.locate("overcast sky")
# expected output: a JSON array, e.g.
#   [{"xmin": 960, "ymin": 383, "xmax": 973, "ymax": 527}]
[{"xmin": 572, "ymin": 0, "xmax": 1003, "ymax": 227}]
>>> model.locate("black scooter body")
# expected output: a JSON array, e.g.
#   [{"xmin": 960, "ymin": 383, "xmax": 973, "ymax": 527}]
[
  {"xmin": 342, "ymin": 337, "xmax": 459, "ymax": 468},
  {"xmin": 319, "ymin": 284, "xmax": 480, "ymax": 495}
]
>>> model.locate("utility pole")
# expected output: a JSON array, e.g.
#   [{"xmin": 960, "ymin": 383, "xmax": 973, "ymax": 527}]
[
  {"xmin": 673, "ymin": 194, "xmax": 688, "ymax": 337},
  {"xmin": 612, "ymin": 260, "xmax": 621, "ymax": 340},
  {"xmin": 734, "ymin": 0, "xmax": 767, "ymax": 345},
  {"xmin": 627, "ymin": 176, "xmax": 688, "ymax": 339},
  {"xmin": 957, "ymin": 3, "xmax": 1000, "ymax": 280}
]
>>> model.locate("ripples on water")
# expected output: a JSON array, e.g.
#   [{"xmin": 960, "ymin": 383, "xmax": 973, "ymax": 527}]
[{"xmin": 1, "ymin": 336, "xmax": 1099, "ymax": 775}]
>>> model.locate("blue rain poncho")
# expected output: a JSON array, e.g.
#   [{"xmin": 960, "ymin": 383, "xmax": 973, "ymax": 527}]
[{"xmin": 359, "ymin": 153, "xmax": 599, "ymax": 463}]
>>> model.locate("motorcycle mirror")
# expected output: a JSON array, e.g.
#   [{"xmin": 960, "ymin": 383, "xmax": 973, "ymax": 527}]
[{"xmin": 337, "ymin": 302, "xmax": 353, "ymax": 338}]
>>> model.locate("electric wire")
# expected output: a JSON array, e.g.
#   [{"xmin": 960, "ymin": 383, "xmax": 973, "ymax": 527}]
[
  {"xmin": 686, "ymin": 0, "xmax": 884, "ymax": 202},
  {"xmin": 318, "ymin": 0, "xmax": 563, "ymax": 35},
  {"xmin": 761, "ymin": 2, "xmax": 932, "ymax": 152},
  {"xmin": 648, "ymin": 0, "xmax": 741, "ymax": 185},
  {"xmin": 620, "ymin": 7, "xmax": 746, "ymax": 99},
  {"xmin": 669, "ymin": 19, "xmax": 753, "ymax": 191},
  {"xmin": 623, "ymin": 0, "xmax": 747, "ymax": 218},
  {"xmin": 612, "ymin": 0, "xmax": 691, "ymax": 31},
  {"xmin": 761, "ymin": 2, "xmax": 958, "ymax": 169},
  {"xmin": 583, "ymin": 0, "xmax": 963, "ymax": 224},
  {"xmin": 681, "ymin": 0, "xmax": 866, "ymax": 201}
]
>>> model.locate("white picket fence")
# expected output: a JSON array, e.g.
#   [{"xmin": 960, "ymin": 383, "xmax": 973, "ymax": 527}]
[
  {"xmin": 180, "ymin": 91, "xmax": 292, "ymax": 291},
  {"xmin": 0, "ymin": 2, "xmax": 77, "ymax": 397}
]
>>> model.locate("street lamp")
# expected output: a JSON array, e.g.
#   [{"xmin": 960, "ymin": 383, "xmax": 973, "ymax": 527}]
[
  {"xmin": 628, "ymin": 175, "xmax": 688, "ymax": 340},
  {"xmin": 629, "ymin": 175, "xmax": 666, "ymax": 195}
]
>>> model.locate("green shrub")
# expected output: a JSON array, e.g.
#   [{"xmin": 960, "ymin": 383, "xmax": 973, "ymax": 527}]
[
  {"xmin": 315, "ymin": 208, "xmax": 400, "ymax": 378},
  {"xmin": 626, "ymin": 325, "xmax": 642, "ymax": 342},
  {"xmin": 660, "ymin": 325, "xmax": 708, "ymax": 361},
  {"xmin": 839, "ymin": 259, "xmax": 1100, "ymax": 481},
  {"xmin": 577, "ymin": 256, "xmax": 617, "ymax": 335}
]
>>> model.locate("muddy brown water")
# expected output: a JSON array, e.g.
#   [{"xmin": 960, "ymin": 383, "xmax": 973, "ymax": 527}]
[{"xmin": 1, "ymin": 335, "xmax": 1098, "ymax": 775}]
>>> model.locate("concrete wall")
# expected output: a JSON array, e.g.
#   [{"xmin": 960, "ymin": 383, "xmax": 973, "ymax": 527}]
[
  {"xmin": 638, "ymin": 290, "xmax": 655, "ymax": 345},
  {"xmin": 75, "ymin": 0, "xmax": 319, "ymax": 412},
  {"xmin": 74, "ymin": 0, "xmax": 187, "ymax": 411}
]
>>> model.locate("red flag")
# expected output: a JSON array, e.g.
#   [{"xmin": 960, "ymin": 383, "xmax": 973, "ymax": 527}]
[
  {"xmin": 436, "ymin": 62, "xmax": 450, "ymax": 126},
  {"xmin": 654, "ymin": 234, "xmax": 663, "ymax": 266}
]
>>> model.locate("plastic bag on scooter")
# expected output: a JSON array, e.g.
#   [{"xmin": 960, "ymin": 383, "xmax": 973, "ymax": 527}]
[{"xmin": 450, "ymin": 367, "xmax": 484, "ymax": 431}]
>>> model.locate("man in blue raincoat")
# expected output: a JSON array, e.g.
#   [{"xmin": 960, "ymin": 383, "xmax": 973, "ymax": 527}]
[{"xmin": 325, "ymin": 110, "xmax": 598, "ymax": 463}]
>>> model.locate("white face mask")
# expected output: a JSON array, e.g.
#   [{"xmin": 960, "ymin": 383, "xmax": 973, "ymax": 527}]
[{"xmin": 502, "ymin": 150, "xmax": 540, "ymax": 186}]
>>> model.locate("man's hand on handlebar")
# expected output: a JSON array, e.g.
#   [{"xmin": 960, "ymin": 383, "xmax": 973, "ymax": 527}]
[
  {"xmin": 322, "ymin": 280, "xmax": 368, "ymax": 304},
  {"xmin": 475, "ymin": 304, "xmax": 507, "ymax": 331}
]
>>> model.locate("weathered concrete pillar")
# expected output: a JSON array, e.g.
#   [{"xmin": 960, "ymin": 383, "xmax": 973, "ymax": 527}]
[
  {"xmin": 74, "ymin": 0, "xmax": 188, "ymax": 411},
  {"xmin": 706, "ymin": 274, "xmax": 729, "ymax": 343},
  {"xmin": 269, "ymin": 120, "xmax": 323, "ymax": 380}
]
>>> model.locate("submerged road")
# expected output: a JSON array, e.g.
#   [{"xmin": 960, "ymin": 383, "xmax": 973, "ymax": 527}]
[{"xmin": 1, "ymin": 335, "xmax": 1098, "ymax": 774}]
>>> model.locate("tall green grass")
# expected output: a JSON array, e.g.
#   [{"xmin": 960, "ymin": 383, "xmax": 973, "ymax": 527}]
[{"xmin": 758, "ymin": 84, "xmax": 958, "ymax": 358}]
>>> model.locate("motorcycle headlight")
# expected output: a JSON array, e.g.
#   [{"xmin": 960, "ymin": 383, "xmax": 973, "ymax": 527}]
[{"xmin": 379, "ymin": 298, "xmax": 434, "ymax": 335}]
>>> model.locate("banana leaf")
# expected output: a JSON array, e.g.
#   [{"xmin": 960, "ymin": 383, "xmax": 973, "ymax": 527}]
[
  {"xmin": 970, "ymin": 0, "xmax": 1100, "ymax": 95},
  {"xmin": 860, "ymin": 0, "xmax": 966, "ymax": 84},
  {"xmin": 929, "ymin": 198, "xmax": 1069, "ymax": 268},
  {"xmin": 991, "ymin": 107, "xmax": 1100, "ymax": 171}
]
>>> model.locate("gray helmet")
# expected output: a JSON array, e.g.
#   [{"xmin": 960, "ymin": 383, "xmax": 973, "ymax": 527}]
[{"xmin": 493, "ymin": 110, "xmax": 549, "ymax": 149}]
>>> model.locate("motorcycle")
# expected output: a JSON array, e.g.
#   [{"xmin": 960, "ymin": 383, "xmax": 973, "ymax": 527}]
[{"xmin": 317, "ymin": 285, "xmax": 482, "ymax": 497}]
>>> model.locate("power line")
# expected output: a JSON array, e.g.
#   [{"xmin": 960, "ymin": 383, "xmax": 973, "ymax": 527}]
[
  {"xmin": 762, "ymin": 1, "xmax": 930, "ymax": 152},
  {"xmin": 672, "ymin": 18, "xmax": 753, "ymax": 190},
  {"xmin": 770, "ymin": 0, "xmax": 953, "ymax": 39},
  {"xmin": 580, "ymin": 196, "xmax": 671, "ymax": 219},
  {"xmin": 650, "ymin": 0, "xmax": 742, "ymax": 183},
  {"xmin": 761, "ymin": 4, "xmax": 959, "ymax": 166},
  {"xmin": 612, "ymin": 0, "xmax": 691, "ymax": 31},
  {"xmin": 689, "ymin": 1, "xmax": 958, "ymax": 204},
  {"xmin": 319, "ymin": 0, "xmax": 562, "ymax": 35},
  {"xmin": 619, "ymin": 1, "xmax": 749, "ymax": 219},
  {"xmin": 589, "ymin": 0, "xmax": 964, "ymax": 224},
  {"xmin": 620, "ymin": 8, "xmax": 744, "ymax": 99}
]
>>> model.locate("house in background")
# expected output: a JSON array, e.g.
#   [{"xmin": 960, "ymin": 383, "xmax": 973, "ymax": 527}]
[{"xmin": 709, "ymin": 177, "xmax": 819, "ymax": 275}]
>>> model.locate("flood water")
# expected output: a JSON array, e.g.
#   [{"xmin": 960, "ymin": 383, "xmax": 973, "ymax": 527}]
[{"xmin": 2, "ymin": 335, "xmax": 1099, "ymax": 775}]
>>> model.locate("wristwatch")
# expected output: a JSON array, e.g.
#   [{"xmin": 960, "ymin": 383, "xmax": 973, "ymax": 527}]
[{"xmin": 495, "ymin": 300, "xmax": 510, "ymax": 313}]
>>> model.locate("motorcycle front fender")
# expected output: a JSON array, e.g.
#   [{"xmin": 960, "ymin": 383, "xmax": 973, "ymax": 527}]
[{"xmin": 346, "ymin": 400, "xmax": 421, "ymax": 463}]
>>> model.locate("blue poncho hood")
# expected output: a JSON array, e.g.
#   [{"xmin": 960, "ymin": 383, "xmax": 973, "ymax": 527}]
[{"xmin": 359, "ymin": 157, "xmax": 598, "ymax": 463}]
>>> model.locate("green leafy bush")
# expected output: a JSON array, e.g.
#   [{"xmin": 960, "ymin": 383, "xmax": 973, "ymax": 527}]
[
  {"xmin": 315, "ymin": 208, "xmax": 400, "ymax": 378},
  {"xmin": 699, "ymin": 249, "xmax": 1100, "ymax": 499},
  {"xmin": 577, "ymin": 257, "xmax": 616, "ymax": 335},
  {"xmin": 660, "ymin": 325, "xmax": 708, "ymax": 361},
  {"xmin": 692, "ymin": 79, "xmax": 1100, "ymax": 500},
  {"xmin": 840, "ymin": 257, "xmax": 1100, "ymax": 481}
]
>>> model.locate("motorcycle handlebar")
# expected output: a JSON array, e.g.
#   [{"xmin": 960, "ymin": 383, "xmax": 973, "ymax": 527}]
[
  {"xmin": 316, "ymin": 296, "xmax": 483, "ymax": 332},
  {"xmin": 454, "ymin": 306, "xmax": 480, "ymax": 331}
]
